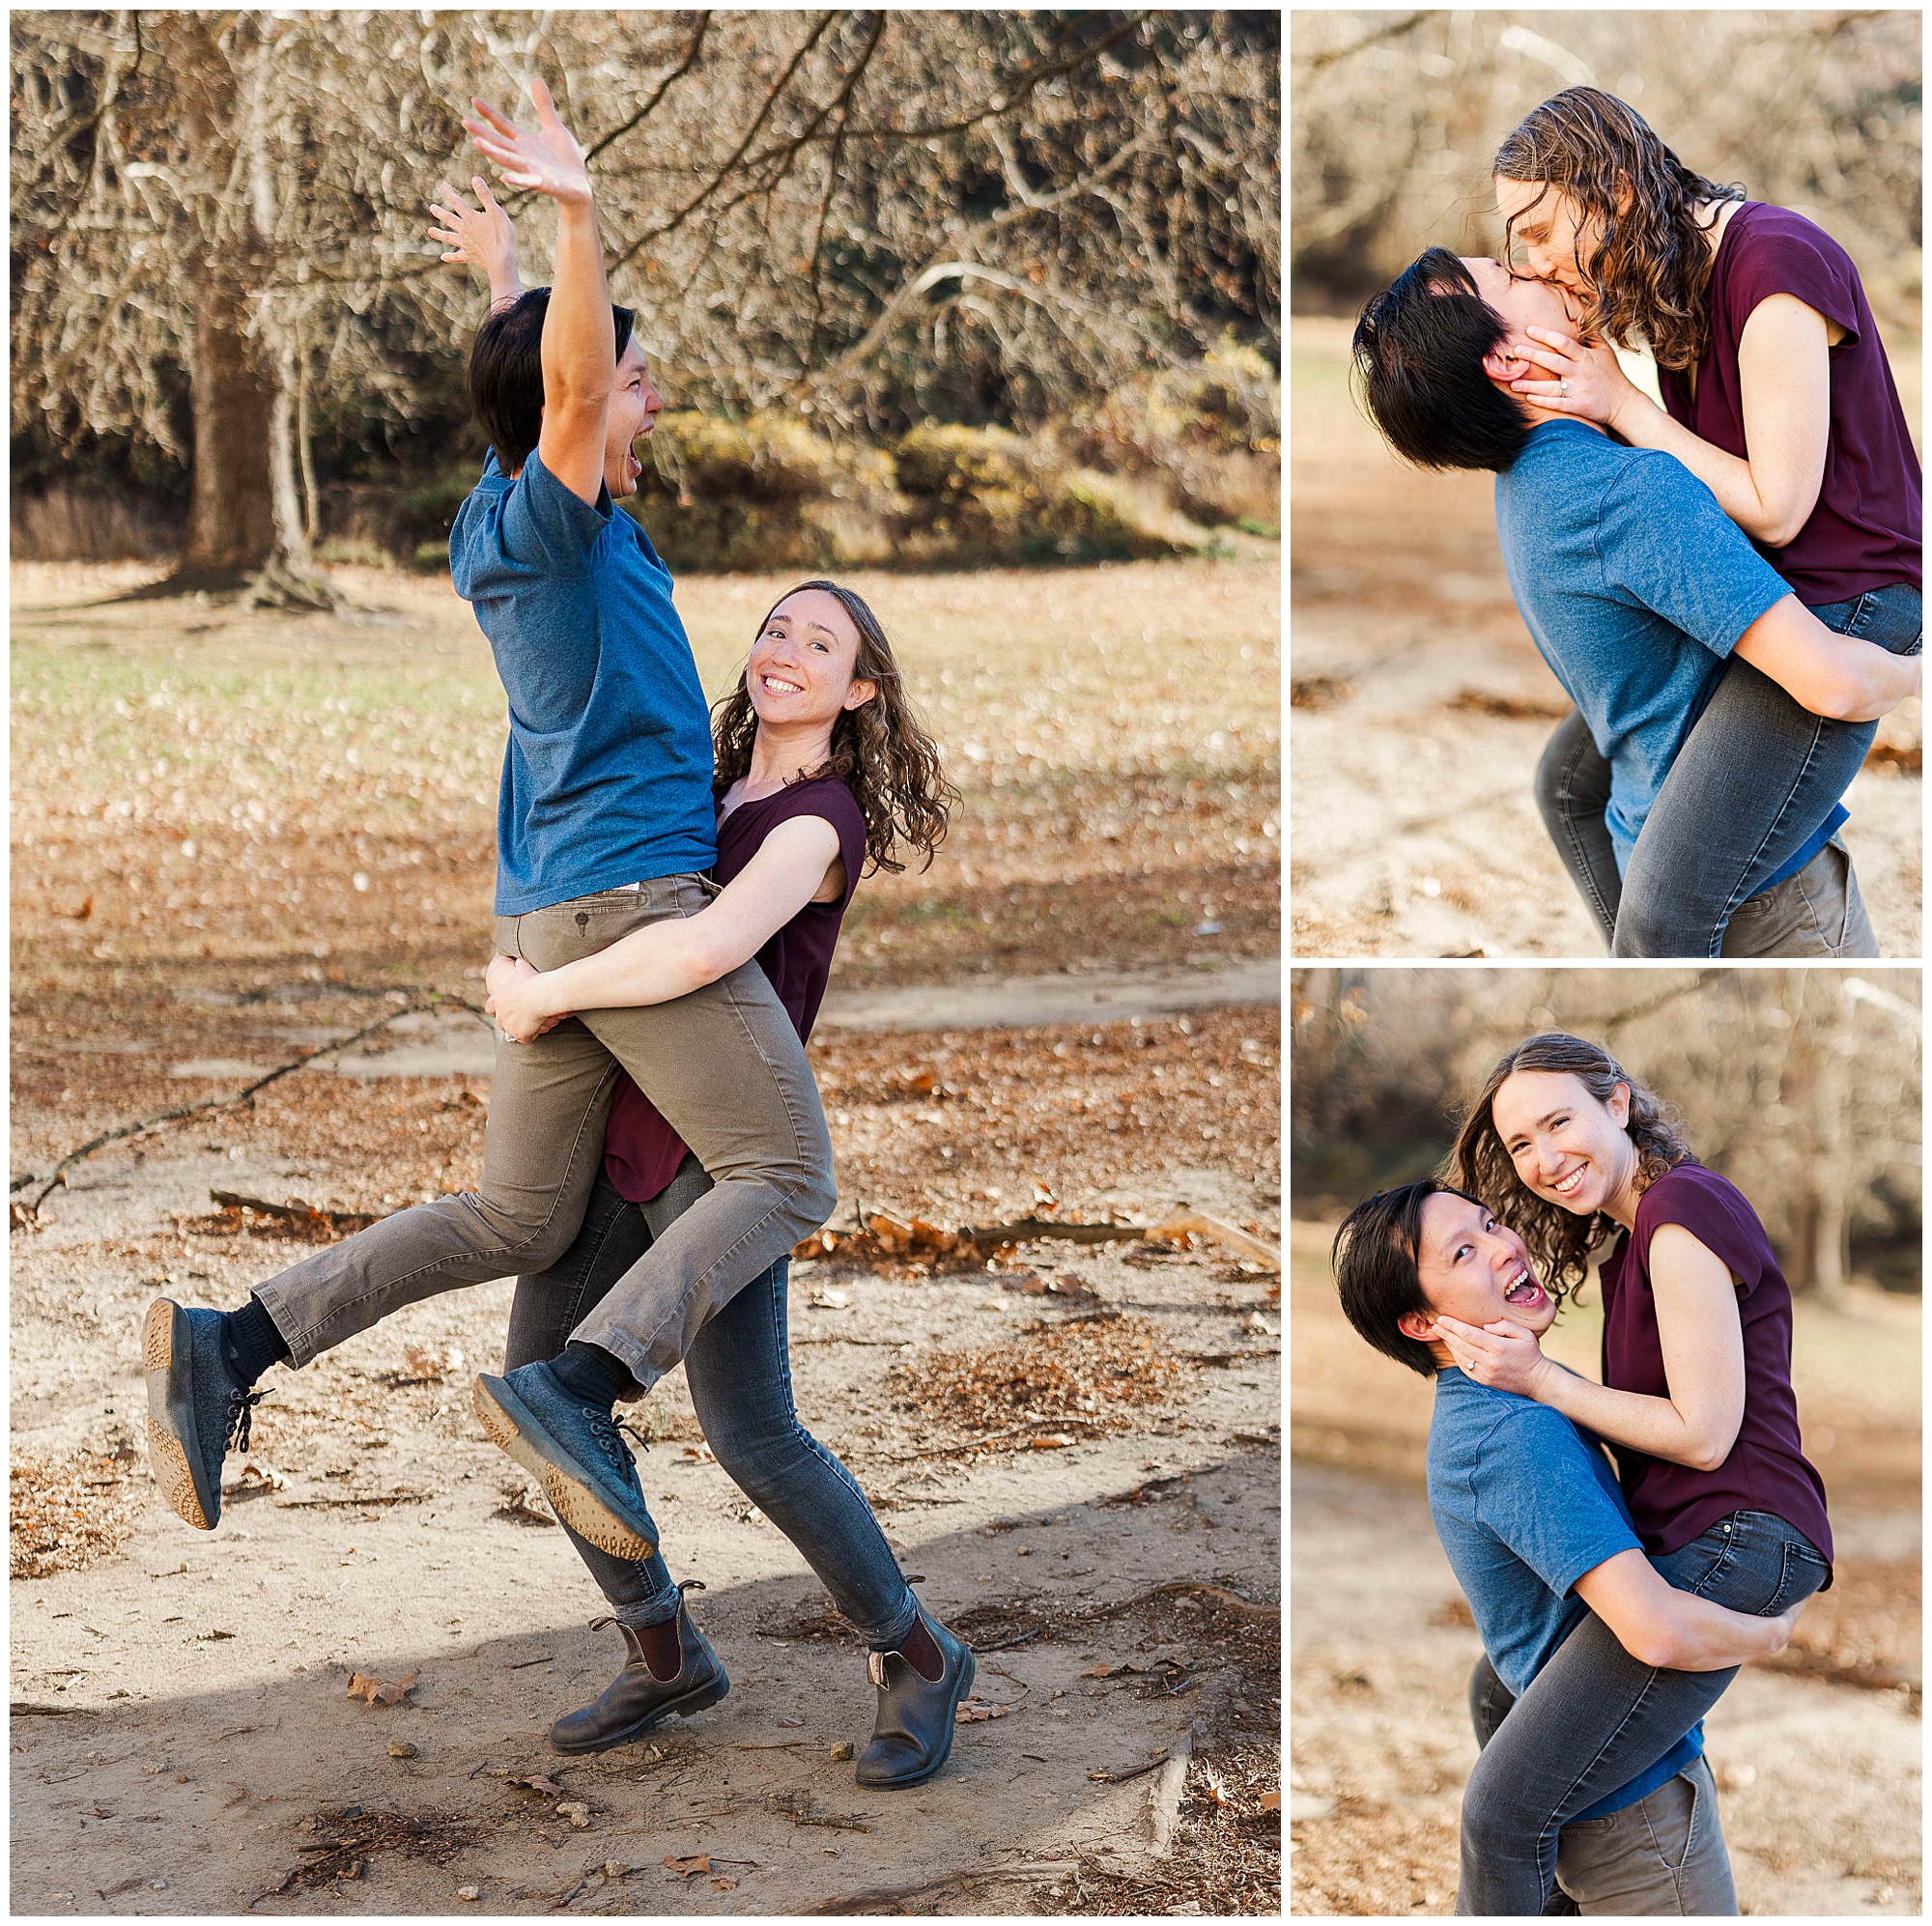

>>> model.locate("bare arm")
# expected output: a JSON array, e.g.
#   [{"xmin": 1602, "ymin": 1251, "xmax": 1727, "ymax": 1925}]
[
  {"xmin": 1731, "ymin": 594, "xmax": 1921, "ymax": 722},
  {"xmin": 1574, "ymin": 1546, "xmax": 1804, "ymax": 1670},
  {"xmin": 1435, "ymin": 1226, "xmax": 1747, "ymax": 1472},
  {"xmin": 486, "ymin": 815, "xmax": 843, "ymax": 1041},
  {"xmin": 1515, "ymin": 295, "xmax": 1838, "ymax": 546},
  {"xmin": 465, "ymin": 78, "xmax": 610, "ymax": 504},
  {"xmin": 428, "ymin": 174, "xmax": 525, "ymax": 309}
]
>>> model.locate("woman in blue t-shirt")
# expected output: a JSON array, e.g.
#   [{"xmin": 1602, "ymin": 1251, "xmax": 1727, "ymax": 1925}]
[
  {"xmin": 434, "ymin": 185, "xmax": 974, "ymax": 1790},
  {"xmin": 1483, "ymin": 87, "xmax": 1921, "ymax": 957},
  {"xmin": 1431, "ymin": 1029, "xmax": 1832, "ymax": 1912}
]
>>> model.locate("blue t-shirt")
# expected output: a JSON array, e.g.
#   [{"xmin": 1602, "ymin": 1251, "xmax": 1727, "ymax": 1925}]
[
  {"xmin": 450, "ymin": 449, "xmax": 718, "ymax": 915},
  {"xmin": 1495, "ymin": 420, "xmax": 1843, "ymax": 884},
  {"xmin": 1428, "ymin": 1366, "xmax": 1701, "ymax": 1821}
]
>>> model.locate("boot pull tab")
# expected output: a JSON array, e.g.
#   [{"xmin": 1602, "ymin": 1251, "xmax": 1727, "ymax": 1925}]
[
  {"xmin": 676, "ymin": 1578, "xmax": 707, "ymax": 1596},
  {"xmin": 867, "ymin": 1650, "xmax": 892, "ymax": 1688}
]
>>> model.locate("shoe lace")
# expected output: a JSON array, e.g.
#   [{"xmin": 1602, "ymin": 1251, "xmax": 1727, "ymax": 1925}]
[
  {"xmin": 224, "ymin": 1384, "xmax": 269, "ymax": 1457},
  {"xmin": 585, "ymin": 1407, "xmax": 643, "ymax": 1491}
]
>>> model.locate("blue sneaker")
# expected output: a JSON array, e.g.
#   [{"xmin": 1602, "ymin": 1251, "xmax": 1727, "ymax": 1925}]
[
  {"xmin": 472, "ymin": 1363, "xmax": 660, "ymax": 1560},
  {"xmin": 142, "ymin": 1299, "xmax": 267, "ymax": 1531}
]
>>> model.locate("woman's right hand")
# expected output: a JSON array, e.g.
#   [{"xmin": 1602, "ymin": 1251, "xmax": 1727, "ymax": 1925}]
[
  {"xmin": 427, "ymin": 175, "xmax": 521, "ymax": 295},
  {"xmin": 464, "ymin": 77, "xmax": 591, "ymax": 209}
]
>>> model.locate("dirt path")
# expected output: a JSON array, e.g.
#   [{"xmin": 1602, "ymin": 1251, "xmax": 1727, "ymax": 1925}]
[
  {"xmin": 12, "ymin": 1131, "xmax": 1279, "ymax": 1915},
  {"xmin": 1290, "ymin": 317, "xmax": 1923, "ymax": 959}
]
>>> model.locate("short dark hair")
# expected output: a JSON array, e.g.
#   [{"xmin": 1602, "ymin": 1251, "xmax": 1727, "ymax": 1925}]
[
  {"xmin": 468, "ymin": 287, "xmax": 638, "ymax": 475},
  {"xmin": 1330, "ymin": 1179, "xmax": 1486, "ymax": 1379},
  {"xmin": 1351, "ymin": 248, "xmax": 1534, "ymax": 473}
]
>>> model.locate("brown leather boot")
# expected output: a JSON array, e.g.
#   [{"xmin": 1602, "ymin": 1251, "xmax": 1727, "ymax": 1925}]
[
  {"xmin": 854, "ymin": 1612, "xmax": 975, "ymax": 1789},
  {"xmin": 547, "ymin": 1586, "xmax": 728, "ymax": 1755}
]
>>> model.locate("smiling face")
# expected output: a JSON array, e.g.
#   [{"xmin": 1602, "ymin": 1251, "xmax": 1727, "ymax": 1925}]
[
  {"xmin": 602, "ymin": 338, "xmax": 663, "ymax": 499},
  {"xmin": 1399, "ymin": 1193, "xmax": 1555, "ymax": 1356},
  {"xmin": 1491, "ymin": 1068, "xmax": 1642, "ymax": 1229},
  {"xmin": 747, "ymin": 588, "xmax": 876, "ymax": 733},
  {"xmin": 1493, "ymin": 176, "xmax": 1609, "ymax": 293}
]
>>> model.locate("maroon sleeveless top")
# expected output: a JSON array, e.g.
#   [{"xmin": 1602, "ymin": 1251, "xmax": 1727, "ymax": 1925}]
[
  {"xmin": 1657, "ymin": 202, "xmax": 1920, "ymax": 605},
  {"xmin": 1597, "ymin": 1161, "xmax": 1833, "ymax": 1581},
  {"xmin": 602, "ymin": 773, "xmax": 868, "ymax": 1204}
]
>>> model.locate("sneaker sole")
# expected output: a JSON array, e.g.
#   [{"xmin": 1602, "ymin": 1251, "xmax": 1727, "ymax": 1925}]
[
  {"xmin": 142, "ymin": 1298, "xmax": 215, "ymax": 1531},
  {"xmin": 856, "ymin": 1648, "xmax": 977, "ymax": 1790},
  {"xmin": 547, "ymin": 1672, "xmax": 730, "ymax": 1755},
  {"xmin": 471, "ymin": 1376, "xmax": 657, "ymax": 1560}
]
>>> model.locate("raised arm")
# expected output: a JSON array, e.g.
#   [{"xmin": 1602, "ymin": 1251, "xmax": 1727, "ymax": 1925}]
[
  {"xmin": 1510, "ymin": 295, "xmax": 1837, "ymax": 547},
  {"xmin": 1435, "ymin": 1224, "xmax": 1746, "ymax": 1471},
  {"xmin": 486, "ymin": 816, "xmax": 844, "ymax": 1041},
  {"xmin": 1574, "ymin": 1546, "xmax": 1804, "ymax": 1670},
  {"xmin": 464, "ymin": 77, "xmax": 609, "ymax": 503},
  {"xmin": 1730, "ymin": 594, "xmax": 1921, "ymax": 722},
  {"xmin": 428, "ymin": 174, "xmax": 525, "ymax": 310}
]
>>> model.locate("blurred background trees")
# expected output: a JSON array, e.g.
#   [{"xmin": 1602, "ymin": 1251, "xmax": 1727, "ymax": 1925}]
[
  {"xmin": 12, "ymin": 9, "xmax": 1281, "ymax": 579},
  {"xmin": 1290, "ymin": 968, "xmax": 1922, "ymax": 1297},
  {"xmin": 1290, "ymin": 9, "xmax": 1920, "ymax": 326}
]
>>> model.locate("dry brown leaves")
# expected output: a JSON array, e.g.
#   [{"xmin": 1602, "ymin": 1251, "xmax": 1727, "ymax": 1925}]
[
  {"xmin": 345, "ymin": 1668, "xmax": 418, "ymax": 1707},
  {"xmin": 10, "ymin": 1445, "xmax": 139, "ymax": 1578},
  {"xmin": 887, "ymin": 1313, "xmax": 1196, "ymax": 1446}
]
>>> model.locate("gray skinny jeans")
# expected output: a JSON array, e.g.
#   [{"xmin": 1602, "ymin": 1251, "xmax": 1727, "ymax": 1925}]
[
  {"xmin": 1470, "ymin": 1671, "xmax": 1737, "ymax": 1914},
  {"xmin": 1455, "ymin": 1509, "xmax": 1830, "ymax": 1915},
  {"xmin": 1536, "ymin": 582, "xmax": 1920, "ymax": 957},
  {"xmin": 255, "ymin": 876, "xmax": 837, "ymax": 1389},
  {"xmin": 504, "ymin": 1158, "xmax": 921, "ymax": 1650}
]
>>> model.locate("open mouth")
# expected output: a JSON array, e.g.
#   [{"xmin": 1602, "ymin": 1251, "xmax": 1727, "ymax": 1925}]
[
  {"xmin": 626, "ymin": 452, "xmax": 642, "ymax": 481},
  {"xmin": 1503, "ymin": 1266, "xmax": 1544, "ymax": 1309},
  {"xmin": 759, "ymin": 673, "xmax": 804, "ymax": 696},
  {"xmin": 1549, "ymin": 1166, "xmax": 1586, "ymax": 1200}
]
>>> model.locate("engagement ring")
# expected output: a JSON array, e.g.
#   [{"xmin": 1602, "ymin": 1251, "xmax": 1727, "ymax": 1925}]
[{"xmin": 1559, "ymin": 379, "xmax": 1570, "ymax": 397}]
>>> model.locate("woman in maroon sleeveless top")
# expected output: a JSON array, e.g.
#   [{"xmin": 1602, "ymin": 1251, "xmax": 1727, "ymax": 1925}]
[
  {"xmin": 484, "ymin": 580, "xmax": 967, "ymax": 1789},
  {"xmin": 1483, "ymin": 87, "xmax": 1921, "ymax": 957},
  {"xmin": 1434, "ymin": 1030, "xmax": 1833, "ymax": 1909}
]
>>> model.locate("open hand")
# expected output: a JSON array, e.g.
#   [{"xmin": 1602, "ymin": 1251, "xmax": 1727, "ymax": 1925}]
[
  {"xmin": 1431, "ymin": 1314, "xmax": 1553, "ymax": 1399},
  {"xmin": 428, "ymin": 175, "xmax": 521, "ymax": 295},
  {"xmin": 464, "ymin": 76, "xmax": 591, "ymax": 208},
  {"xmin": 484, "ymin": 953, "xmax": 568, "ymax": 1043},
  {"xmin": 1508, "ymin": 326, "xmax": 1645, "ymax": 432}
]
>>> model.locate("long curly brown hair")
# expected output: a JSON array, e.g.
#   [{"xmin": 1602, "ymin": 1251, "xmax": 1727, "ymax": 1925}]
[
  {"xmin": 710, "ymin": 580, "xmax": 957, "ymax": 876},
  {"xmin": 1493, "ymin": 87, "xmax": 1745, "ymax": 372},
  {"xmin": 1448, "ymin": 1031, "xmax": 1696, "ymax": 1297}
]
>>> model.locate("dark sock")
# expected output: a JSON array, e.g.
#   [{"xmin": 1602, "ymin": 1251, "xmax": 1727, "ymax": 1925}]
[
  {"xmin": 899, "ymin": 1615, "xmax": 945, "ymax": 1684},
  {"xmin": 636, "ymin": 1616, "xmax": 683, "ymax": 1682},
  {"xmin": 223, "ymin": 1295, "xmax": 291, "ymax": 1386},
  {"xmin": 550, "ymin": 1341, "xmax": 636, "ymax": 1409}
]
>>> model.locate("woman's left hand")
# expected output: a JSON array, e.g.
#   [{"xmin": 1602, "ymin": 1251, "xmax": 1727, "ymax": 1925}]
[
  {"xmin": 1431, "ymin": 1315, "xmax": 1555, "ymax": 1399},
  {"xmin": 485, "ymin": 954, "xmax": 569, "ymax": 1043},
  {"xmin": 1509, "ymin": 327, "xmax": 1646, "ymax": 433}
]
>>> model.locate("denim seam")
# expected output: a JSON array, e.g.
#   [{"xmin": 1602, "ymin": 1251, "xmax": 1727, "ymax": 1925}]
[
  {"xmin": 1701, "ymin": 714, "xmax": 1830, "ymax": 956},
  {"xmin": 271, "ymin": 1060, "xmax": 620, "ymax": 1364},
  {"xmin": 1553, "ymin": 728, "xmax": 1621, "ymax": 946}
]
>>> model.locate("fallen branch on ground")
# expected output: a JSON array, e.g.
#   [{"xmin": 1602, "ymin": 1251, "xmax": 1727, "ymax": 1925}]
[
  {"xmin": 852, "ymin": 1416, "xmax": 1111, "ymax": 1461},
  {"xmin": 210, "ymin": 1190, "xmax": 386, "ymax": 1233},
  {"xmin": 804, "ymin": 1205, "xmax": 1280, "ymax": 1272},
  {"xmin": 1077, "ymin": 1580, "xmax": 1278, "ymax": 1624},
  {"xmin": 13, "ymin": 988, "xmax": 490, "ymax": 1217}
]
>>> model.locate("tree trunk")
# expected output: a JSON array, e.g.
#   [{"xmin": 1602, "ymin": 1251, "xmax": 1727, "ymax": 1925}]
[{"xmin": 177, "ymin": 276, "xmax": 279, "ymax": 583}]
